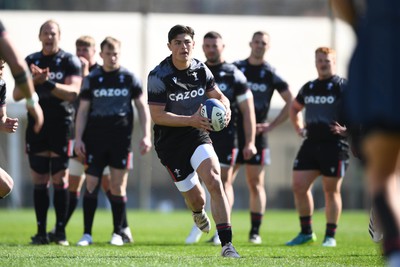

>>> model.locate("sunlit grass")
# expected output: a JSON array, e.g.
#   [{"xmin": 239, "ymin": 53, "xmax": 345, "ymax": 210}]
[{"xmin": 0, "ymin": 209, "xmax": 384, "ymax": 266}]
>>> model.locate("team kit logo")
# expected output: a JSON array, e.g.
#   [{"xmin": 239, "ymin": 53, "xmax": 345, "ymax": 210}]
[
  {"xmin": 93, "ymin": 88, "xmax": 130, "ymax": 97},
  {"xmin": 168, "ymin": 88, "xmax": 205, "ymax": 101},
  {"xmin": 304, "ymin": 95, "xmax": 335, "ymax": 104},
  {"xmin": 48, "ymin": 71, "xmax": 64, "ymax": 80},
  {"xmin": 248, "ymin": 82, "xmax": 268, "ymax": 92}
]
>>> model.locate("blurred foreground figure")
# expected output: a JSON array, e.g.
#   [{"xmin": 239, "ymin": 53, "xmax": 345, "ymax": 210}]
[
  {"xmin": 0, "ymin": 59, "xmax": 17, "ymax": 199},
  {"xmin": 331, "ymin": 0, "xmax": 400, "ymax": 265},
  {"xmin": 0, "ymin": 20, "xmax": 44, "ymax": 199}
]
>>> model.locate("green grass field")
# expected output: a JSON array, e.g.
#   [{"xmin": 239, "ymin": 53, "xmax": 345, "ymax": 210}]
[{"xmin": 0, "ymin": 209, "xmax": 384, "ymax": 266}]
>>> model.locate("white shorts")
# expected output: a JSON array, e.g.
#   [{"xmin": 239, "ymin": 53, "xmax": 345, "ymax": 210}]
[
  {"xmin": 175, "ymin": 143, "xmax": 217, "ymax": 192},
  {"xmin": 69, "ymin": 158, "xmax": 110, "ymax": 177}
]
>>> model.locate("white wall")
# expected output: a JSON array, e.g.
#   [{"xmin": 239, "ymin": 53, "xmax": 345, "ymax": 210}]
[{"xmin": 0, "ymin": 11, "xmax": 355, "ymax": 110}]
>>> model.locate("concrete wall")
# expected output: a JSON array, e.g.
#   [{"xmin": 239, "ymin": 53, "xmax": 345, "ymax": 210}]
[{"xmin": 0, "ymin": 11, "xmax": 364, "ymax": 210}]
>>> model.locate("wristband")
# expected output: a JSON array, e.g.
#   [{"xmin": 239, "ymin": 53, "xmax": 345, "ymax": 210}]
[
  {"xmin": 43, "ymin": 80, "xmax": 56, "ymax": 91},
  {"xmin": 26, "ymin": 92, "xmax": 39, "ymax": 108}
]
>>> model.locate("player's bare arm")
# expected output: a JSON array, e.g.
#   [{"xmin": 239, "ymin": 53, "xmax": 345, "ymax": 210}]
[
  {"xmin": 0, "ymin": 31, "xmax": 44, "ymax": 134},
  {"xmin": 0, "ymin": 106, "xmax": 18, "ymax": 133},
  {"xmin": 74, "ymin": 99, "xmax": 90, "ymax": 159},
  {"xmin": 149, "ymin": 104, "xmax": 211, "ymax": 130},
  {"xmin": 238, "ymin": 93, "xmax": 257, "ymax": 160},
  {"xmin": 46, "ymin": 75, "xmax": 82, "ymax": 102},
  {"xmin": 289, "ymin": 99, "xmax": 305, "ymax": 137},
  {"xmin": 133, "ymin": 95, "xmax": 152, "ymax": 155},
  {"xmin": 14, "ymin": 65, "xmax": 81, "ymax": 103},
  {"xmin": 257, "ymin": 89, "xmax": 292, "ymax": 134}
]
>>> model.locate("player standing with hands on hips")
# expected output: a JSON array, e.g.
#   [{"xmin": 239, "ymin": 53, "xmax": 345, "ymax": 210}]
[
  {"xmin": 233, "ymin": 31, "xmax": 292, "ymax": 244},
  {"xmin": 286, "ymin": 47, "xmax": 349, "ymax": 247},
  {"xmin": 147, "ymin": 25, "xmax": 240, "ymax": 258}
]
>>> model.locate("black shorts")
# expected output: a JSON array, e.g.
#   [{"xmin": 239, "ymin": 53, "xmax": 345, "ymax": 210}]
[
  {"xmin": 84, "ymin": 134, "xmax": 132, "ymax": 178},
  {"xmin": 156, "ymin": 140, "xmax": 211, "ymax": 183},
  {"xmin": 26, "ymin": 118, "xmax": 74, "ymax": 157},
  {"xmin": 210, "ymin": 127, "xmax": 237, "ymax": 166},
  {"xmin": 293, "ymin": 138, "xmax": 349, "ymax": 177},
  {"xmin": 236, "ymin": 133, "xmax": 270, "ymax": 165}
]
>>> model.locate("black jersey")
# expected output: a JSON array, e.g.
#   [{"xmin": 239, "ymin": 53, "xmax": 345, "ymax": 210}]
[
  {"xmin": 148, "ymin": 55, "xmax": 215, "ymax": 152},
  {"xmin": 296, "ymin": 75, "xmax": 347, "ymax": 141},
  {"xmin": 79, "ymin": 66, "xmax": 142, "ymax": 137},
  {"xmin": 89, "ymin": 63, "xmax": 101, "ymax": 73},
  {"xmin": 72, "ymin": 62, "xmax": 102, "ymax": 118},
  {"xmin": 233, "ymin": 59, "xmax": 288, "ymax": 123},
  {"xmin": 206, "ymin": 62, "xmax": 248, "ymax": 140},
  {"xmin": 0, "ymin": 79, "xmax": 6, "ymax": 107},
  {"xmin": 345, "ymin": 0, "xmax": 400, "ymax": 133},
  {"xmin": 25, "ymin": 49, "xmax": 81, "ymax": 122}
]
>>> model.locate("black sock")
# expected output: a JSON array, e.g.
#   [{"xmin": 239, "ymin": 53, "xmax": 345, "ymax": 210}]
[
  {"xmin": 83, "ymin": 188, "xmax": 98, "ymax": 235},
  {"xmin": 109, "ymin": 194, "xmax": 126, "ymax": 235},
  {"xmin": 374, "ymin": 191, "xmax": 400, "ymax": 256},
  {"xmin": 300, "ymin": 216, "xmax": 313, "ymax": 235},
  {"xmin": 122, "ymin": 196, "xmax": 128, "ymax": 228},
  {"xmin": 217, "ymin": 223, "xmax": 232, "ymax": 246},
  {"xmin": 325, "ymin": 223, "xmax": 337, "ymax": 238},
  {"xmin": 65, "ymin": 191, "xmax": 80, "ymax": 225},
  {"xmin": 33, "ymin": 184, "xmax": 50, "ymax": 235},
  {"xmin": 53, "ymin": 184, "xmax": 69, "ymax": 234},
  {"xmin": 250, "ymin": 212, "xmax": 263, "ymax": 235},
  {"xmin": 107, "ymin": 191, "xmax": 128, "ymax": 229}
]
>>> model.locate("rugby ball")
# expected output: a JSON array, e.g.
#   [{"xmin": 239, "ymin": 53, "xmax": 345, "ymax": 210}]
[{"xmin": 200, "ymin": 98, "xmax": 227, "ymax": 132}]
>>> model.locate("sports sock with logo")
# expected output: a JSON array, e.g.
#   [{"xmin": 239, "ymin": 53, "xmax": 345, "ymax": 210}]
[
  {"xmin": 83, "ymin": 188, "xmax": 99, "ymax": 235},
  {"xmin": 110, "ymin": 194, "xmax": 127, "ymax": 235},
  {"xmin": 33, "ymin": 183, "xmax": 50, "ymax": 235},
  {"xmin": 53, "ymin": 183, "xmax": 69, "ymax": 234}
]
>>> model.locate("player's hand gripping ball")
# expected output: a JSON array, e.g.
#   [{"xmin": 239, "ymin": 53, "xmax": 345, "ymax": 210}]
[{"xmin": 200, "ymin": 98, "xmax": 227, "ymax": 131}]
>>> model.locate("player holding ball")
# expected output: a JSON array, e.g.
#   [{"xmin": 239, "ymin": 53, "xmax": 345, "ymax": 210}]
[{"xmin": 147, "ymin": 24, "xmax": 240, "ymax": 258}]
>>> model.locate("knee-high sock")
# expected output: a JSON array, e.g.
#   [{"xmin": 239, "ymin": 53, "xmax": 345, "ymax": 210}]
[
  {"xmin": 109, "ymin": 194, "xmax": 127, "ymax": 235},
  {"xmin": 83, "ymin": 188, "xmax": 99, "ymax": 235},
  {"xmin": 53, "ymin": 183, "xmax": 69, "ymax": 234},
  {"xmin": 33, "ymin": 184, "xmax": 50, "ymax": 235},
  {"xmin": 107, "ymin": 191, "xmax": 128, "ymax": 228},
  {"xmin": 65, "ymin": 191, "xmax": 80, "ymax": 225}
]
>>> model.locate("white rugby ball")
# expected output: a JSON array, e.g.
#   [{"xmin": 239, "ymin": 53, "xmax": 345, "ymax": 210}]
[{"xmin": 200, "ymin": 98, "xmax": 227, "ymax": 132}]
